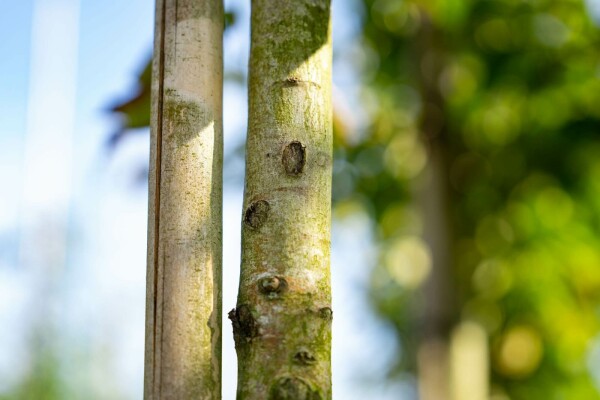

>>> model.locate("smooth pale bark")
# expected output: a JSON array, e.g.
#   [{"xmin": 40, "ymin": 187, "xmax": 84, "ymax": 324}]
[
  {"xmin": 230, "ymin": 1, "xmax": 333, "ymax": 399},
  {"xmin": 144, "ymin": 0, "xmax": 223, "ymax": 398}
]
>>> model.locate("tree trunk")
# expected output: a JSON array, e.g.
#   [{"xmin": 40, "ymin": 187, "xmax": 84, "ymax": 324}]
[
  {"xmin": 230, "ymin": 1, "xmax": 333, "ymax": 399},
  {"xmin": 415, "ymin": 10, "xmax": 457, "ymax": 400},
  {"xmin": 417, "ymin": 145, "xmax": 454, "ymax": 400},
  {"xmin": 144, "ymin": 0, "xmax": 223, "ymax": 398}
]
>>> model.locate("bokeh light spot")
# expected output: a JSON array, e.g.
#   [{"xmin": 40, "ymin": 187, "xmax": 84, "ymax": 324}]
[
  {"xmin": 496, "ymin": 325, "xmax": 544, "ymax": 378},
  {"xmin": 384, "ymin": 236, "xmax": 432, "ymax": 289}
]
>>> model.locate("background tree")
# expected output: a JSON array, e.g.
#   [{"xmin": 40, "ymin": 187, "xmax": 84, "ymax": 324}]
[
  {"xmin": 228, "ymin": 1, "xmax": 333, "ymax": 399},
  {"xmin": 334, "ymin": 0, "xmax": 600, "ymax": 398},
  {"xmin": 144, "ymin": 0, "xmax": 223, "ymax": 398}
]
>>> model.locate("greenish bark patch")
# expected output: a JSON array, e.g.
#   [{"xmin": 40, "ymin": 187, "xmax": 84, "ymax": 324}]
[
  {"xmin": 164, "ymin": 92, "xmax": 212, "ymax": 147},
  {"xmin": 252, "ymin": 0, "xmax": 330, "ymax": 74}
]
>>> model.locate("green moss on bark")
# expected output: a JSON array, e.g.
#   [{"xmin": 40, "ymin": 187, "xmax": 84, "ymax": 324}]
[{"xmin": 164, "ymin": 93, "xmax": 213, "ymax": 146}]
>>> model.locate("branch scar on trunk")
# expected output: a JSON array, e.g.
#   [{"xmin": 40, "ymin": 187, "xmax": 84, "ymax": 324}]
[{"xmin": 282, "ymin": 141, "xmax": 306, "ymax": 176}]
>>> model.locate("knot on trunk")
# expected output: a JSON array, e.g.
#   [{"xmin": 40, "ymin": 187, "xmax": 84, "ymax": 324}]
[
  {"xmin": 269, "ymin": 377, "xmax": 322, "ymax": 400},
  {"xmin": 282, "ymin": 141, "xmax": 306, "ymax": 176},
  {"xmin": 229, "ymin": 304, "xmax": 259, "ymax": 343},
  {"xmin": 293, "ymin": 349, "xmax": 317, "ymax": 366},
  {"xmin": 318, "ymin": 307, "xmax": 333, "ymax": 321},
  {"xmin": 259, "ymin": 276, "xmax": 288, "ymax": 299},
  {"xmin": 244, "ymin": 200, "xmax": 270, "ymax": 229}
]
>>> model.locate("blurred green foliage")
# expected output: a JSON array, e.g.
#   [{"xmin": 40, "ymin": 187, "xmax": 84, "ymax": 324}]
[
  {"xmin": 331, "ymin": 0, "xmax": 600, "ymax": 398},
  {"xmin": 0, "ymin": 332, "xmax": 65, "ymax": 400}
]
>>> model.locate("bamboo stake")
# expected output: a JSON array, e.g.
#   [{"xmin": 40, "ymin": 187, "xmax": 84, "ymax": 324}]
[{"xmin": 144, "ymin": 0, "xmax": 223, "ymax": 398}]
